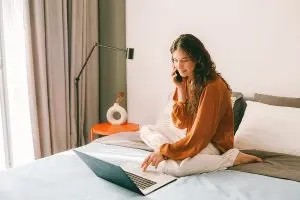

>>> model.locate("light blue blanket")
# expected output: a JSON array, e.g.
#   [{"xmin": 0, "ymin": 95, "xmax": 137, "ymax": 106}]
[{"xmin": 1, "ymin": 143, "xmax": 300, "ymax": 200}]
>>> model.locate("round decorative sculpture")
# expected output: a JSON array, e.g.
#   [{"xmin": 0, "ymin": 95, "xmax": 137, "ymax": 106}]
[
  {"xmin": 106, "ymin": 103, "xmax": 127, "ymax": 125},
  {"xmin": 106, "ymin": 92, "xmax": 127, "ymax": 125}
]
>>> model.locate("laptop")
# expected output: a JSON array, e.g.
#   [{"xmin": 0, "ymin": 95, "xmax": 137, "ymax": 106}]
[{"xmin": 74, "ymin": 150, "xmax": 177, "ymax": 195}]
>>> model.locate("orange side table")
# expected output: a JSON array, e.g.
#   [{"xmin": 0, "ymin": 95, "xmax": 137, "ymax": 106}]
[{"xmin": 90, "ymin": 122, "xmax": 139, "ymax": 141}]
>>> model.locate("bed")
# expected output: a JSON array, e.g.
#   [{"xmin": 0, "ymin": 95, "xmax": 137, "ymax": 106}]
[
  {"xmin": 1, "ymin": 141, "xmax": 300, "ymax": 200},
  {"xmin": 1, "ymin": 93, "xmax": 300, "ymax": 199}
]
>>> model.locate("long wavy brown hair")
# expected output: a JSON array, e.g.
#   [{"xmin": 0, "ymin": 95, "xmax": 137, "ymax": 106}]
[{"xmin": 170, "ymin": 34, "xmax": 231, "ymax": 114}]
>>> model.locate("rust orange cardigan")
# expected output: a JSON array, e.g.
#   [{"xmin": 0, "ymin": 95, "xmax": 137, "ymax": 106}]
[{"xmin": 160, "ymin": 77, "xmax": 234, "ymax": 160}]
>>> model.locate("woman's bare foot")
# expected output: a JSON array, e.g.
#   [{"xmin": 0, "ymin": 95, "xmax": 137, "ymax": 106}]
[{"xmin": 234, "ymin": 152, "xmax": 263, "ymax": 166}]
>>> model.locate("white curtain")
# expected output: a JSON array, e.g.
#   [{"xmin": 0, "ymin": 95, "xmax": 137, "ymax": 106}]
[
  {"xmin": 0, "ymin": 24, "xmax": 8, "ymax": 170},
  {"xmin": 0, "ymin": 0, "xmax": 6, "ymax": 170},
  {"xmin": 0, "ymin": 0, "xmax": 35, "ymax": 167}
]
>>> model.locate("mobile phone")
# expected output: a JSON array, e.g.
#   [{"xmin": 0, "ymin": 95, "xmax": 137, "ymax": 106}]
[{"xmin": 175, "ymin": 70, "xmax": 183, "ymax": 82}]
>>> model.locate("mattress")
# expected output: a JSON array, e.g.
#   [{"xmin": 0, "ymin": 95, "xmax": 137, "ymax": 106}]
[{"xmin": 0, "ymin": 142, "xmax": 299, "ymax": 200}]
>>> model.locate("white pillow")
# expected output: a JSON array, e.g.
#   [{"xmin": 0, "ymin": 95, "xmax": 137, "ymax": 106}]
[
  {"xmin": 234, "ymin": 101, "xmax": 300, "ymax": 156},
  {"xmin": 155, "ymin": 99, "xmax": 186, "ymax": 138}
]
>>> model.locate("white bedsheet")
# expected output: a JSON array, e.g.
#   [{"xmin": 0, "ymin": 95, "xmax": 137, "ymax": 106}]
[{"xmin": 1, "ymin": 143, "xmax": 300, "ymax": 200}]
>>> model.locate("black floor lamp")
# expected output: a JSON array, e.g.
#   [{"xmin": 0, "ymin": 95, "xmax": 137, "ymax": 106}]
[{"xmin": 74, "ymin": 42, "xmax": 134, "ymax": 146}]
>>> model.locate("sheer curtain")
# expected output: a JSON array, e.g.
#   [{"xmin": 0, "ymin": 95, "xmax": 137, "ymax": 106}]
[
  {"xmin": 0, "ymin": 25, "xmax": 8, "ymax": 170},
  {"xmin": 0, "ymin": 0, "xmax": 34, "ymax": 167},
  {"xmin": 0, "ymin": 18, "xmax": 9, "ymax": 170},
  {"xmin": 0, "ymin": 0, "xmax": 5, "ymax": 169},
  {"xmin": 0, "ymin": 104, "xmax": 5, "ymax": 170}
]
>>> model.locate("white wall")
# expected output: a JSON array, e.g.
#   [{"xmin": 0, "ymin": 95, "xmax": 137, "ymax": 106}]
[{"xmin": 126, "ymin": 0, "xmax": 300, "ymax": 125}]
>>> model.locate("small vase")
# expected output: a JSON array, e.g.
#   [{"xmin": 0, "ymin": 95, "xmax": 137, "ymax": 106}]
[{"xmin": 106, "ymin": 103, "xmax": 127, "ymax": 125}]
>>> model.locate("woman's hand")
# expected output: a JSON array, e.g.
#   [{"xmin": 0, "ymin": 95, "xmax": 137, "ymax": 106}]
[
  {"xmin": 171, "ymin": 67, "xmax": 187, "ymax": 103},
  {"xmin": 171, "ymin": 67, "xmax": 187, "ymax": 89},
  {"xmin": 141, "ymin": 151, "xmax": 165, "ymax": 172}
]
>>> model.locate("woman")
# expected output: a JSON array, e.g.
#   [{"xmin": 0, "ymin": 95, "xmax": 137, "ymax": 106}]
[{"xmin": 140, "ymin": 34, "xmax": 262, "ymax": 176}]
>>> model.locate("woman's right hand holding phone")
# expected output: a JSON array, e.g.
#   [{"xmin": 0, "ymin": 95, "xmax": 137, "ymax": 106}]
[{"xmin": 171, "ymin": 67, "xmax": 187, "ymax": 103}]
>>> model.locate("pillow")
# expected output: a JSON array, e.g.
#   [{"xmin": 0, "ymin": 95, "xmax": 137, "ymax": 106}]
[
  {"xmin": 234, "ymin": 101, "xmax": 300, "ymax": 156},
  {"xmin": 155, "ymin": 100, "xmax": 186, "ymax": 137},
  {"xmin": 232, "ymin": 92, "xmax": 243, "ymax": 101},
  {"xmin": 254, "ymin": 93, "xmax": 300, "ymax": 108},
  {"xmin": 232, "ymin": 92, "xmax": 247, "ymax": 134}
]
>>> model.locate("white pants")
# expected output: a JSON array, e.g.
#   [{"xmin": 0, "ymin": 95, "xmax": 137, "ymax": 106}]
[{"xmin": 140, "ymin": 125, "xmax": 239, "ymax": 177}]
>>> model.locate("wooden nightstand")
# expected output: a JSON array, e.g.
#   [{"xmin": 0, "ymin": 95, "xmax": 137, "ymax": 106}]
[{"xmin": 90, "ymin": 122, "xmax": 139, "ymax": 141}]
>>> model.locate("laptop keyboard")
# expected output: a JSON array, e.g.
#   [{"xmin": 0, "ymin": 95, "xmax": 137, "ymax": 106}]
[{"xmin": 125, "ymin": 171, "xmax": 157, "ymax": 190}]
